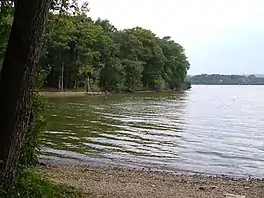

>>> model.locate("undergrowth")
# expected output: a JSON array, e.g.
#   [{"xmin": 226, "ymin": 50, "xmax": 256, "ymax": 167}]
[{"xmin": 0, "ymin": 169, "xmax": 85, "ymax": 198}]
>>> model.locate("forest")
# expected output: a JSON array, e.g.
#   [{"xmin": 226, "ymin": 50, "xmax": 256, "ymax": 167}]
[
  {"xmin": 189, "ymin": 74, "xmax": 264, "ymax": 85},
  {"xmin": 0, "ymin": 4, "xmax": 191, "ymax": 92}
]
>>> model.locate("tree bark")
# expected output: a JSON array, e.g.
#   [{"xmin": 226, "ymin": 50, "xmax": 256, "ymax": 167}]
[{"xmin": 0, "ymin": 0, "xmax": 51, "ymax": 190}]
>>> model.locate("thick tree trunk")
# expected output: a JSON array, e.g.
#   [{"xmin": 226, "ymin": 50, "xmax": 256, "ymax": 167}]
[{"xmin": 0, "ymin": 0, "xmax": 51, "ymax": 190}]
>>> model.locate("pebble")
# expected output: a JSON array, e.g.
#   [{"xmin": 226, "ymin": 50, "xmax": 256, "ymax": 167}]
[{"xmin": 224, "ymin": 193, "xmax": 246, "ymax": 198}]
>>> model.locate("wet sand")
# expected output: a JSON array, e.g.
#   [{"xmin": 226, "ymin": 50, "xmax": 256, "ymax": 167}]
[{"xmin": 38, "ymin": 164, "xmax": 264, "ymax": 198}]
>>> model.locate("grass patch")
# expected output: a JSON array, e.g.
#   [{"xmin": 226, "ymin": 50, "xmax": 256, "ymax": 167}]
[{"xmin": 1, "ymin": 169, "xmax": 86, "ymax": 198}]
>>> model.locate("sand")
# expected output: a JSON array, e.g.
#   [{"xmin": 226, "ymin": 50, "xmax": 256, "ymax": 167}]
[{"xmin": 38, "ymin": 164, "xmax": 264, "ymax": 198}]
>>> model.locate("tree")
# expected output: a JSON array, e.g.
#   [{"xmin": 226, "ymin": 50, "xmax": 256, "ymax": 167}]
[
  {"xmin": 34, "ymin": 5, "xmax": 190, "ymax": 92},
  {"xmin": 0, "ymin": 0, "xmax": 51, "ymax": 190},
  {"xmin": 127, "ymin": 27, "xmax": 166, "ymax": 90}
]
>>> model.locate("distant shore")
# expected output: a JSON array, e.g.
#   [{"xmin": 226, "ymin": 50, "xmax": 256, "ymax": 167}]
[{"xmin": 38, "ymin": 162, "xmax": 264, "ymax": 198}]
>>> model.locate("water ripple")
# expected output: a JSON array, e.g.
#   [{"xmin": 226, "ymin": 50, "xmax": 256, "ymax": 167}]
[{"xmin": 43, "ymin": 86, "xmax": 264, "ymax": 178}]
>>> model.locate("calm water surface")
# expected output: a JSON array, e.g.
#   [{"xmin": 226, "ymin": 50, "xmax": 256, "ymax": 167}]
[{"xmin": 42, "ymin": 85, "xmax": 264, "ymax": 177}]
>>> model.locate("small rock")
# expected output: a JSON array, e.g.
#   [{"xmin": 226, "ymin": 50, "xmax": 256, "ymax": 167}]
[{"xmin": 224, "ymin": 193, "xmax": 246, "ymax": 198}]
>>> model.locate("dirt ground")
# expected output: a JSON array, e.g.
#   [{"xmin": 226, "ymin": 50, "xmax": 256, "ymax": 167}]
[{"xmin": 38, "ymin": 164, "xmax": 264, "ymax": 198}]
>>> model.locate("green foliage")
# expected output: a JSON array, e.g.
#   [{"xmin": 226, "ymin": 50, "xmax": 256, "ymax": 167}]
[
  {"xmin": 123, "ymin": 59, "xmax": 144, "ymax": 91},
  {"xmin": 37, "ymin": 9, "xmax": 190, "ymax": 92},
  {"xmin": 189, "ymin": 74, "xmax": 264, "ymax": 85},
  {"xmin": 0, "ymin": 169, "xmax": 85, "ymax": 198},
  {"xmin": 0, "ymin": 3, "xmax": 191, "ymax": 93}
]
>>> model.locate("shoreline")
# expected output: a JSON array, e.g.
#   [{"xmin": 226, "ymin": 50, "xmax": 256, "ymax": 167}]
[
  {"xmin": 40, "ymin": 89, "xmax": 189, "ymax": 98},
  {"xmin": 40, "ymin": 91, "xmax": 109, "ymax": 97},
  {"xmin": 39, "ymin": 156, "xmax": 263, "ymax": 180},
  {"xmin": 38, "ymin": 162, "xmax": 264, "ymax": 198}
]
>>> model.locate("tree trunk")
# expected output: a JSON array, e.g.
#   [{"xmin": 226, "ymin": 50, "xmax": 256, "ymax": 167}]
[
  {"xmin": 86, "ymin": 76, "xmax": 90, "ymax": 92},
  {"xmin": 58, "ymin": 76, "xmax": 61, "ymax": 89},
  {"xmin": 74, "ymin": 79, "xmax": 77, "ymax": 88},
  {"xmin": 0, "ymin": 0, "xmax": 51, "ymax": 190},
  {"xmin": 61, "ymin": 63, "xmax": 64, "ymax": 90}
]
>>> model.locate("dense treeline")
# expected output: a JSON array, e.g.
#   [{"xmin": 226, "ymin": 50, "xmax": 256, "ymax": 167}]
[
  {"xmin": 0, "ymin": 6, "xmax": 190, "ymax": 92},
  {"xmin": 190, "ymin": 74, "xmax": 264, "ymax": 85}
]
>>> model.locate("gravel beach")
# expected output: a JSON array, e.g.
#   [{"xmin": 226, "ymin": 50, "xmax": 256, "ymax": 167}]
[{"xmin": 38, "ymin": 164, "xmax": 264, "ymax": 198}]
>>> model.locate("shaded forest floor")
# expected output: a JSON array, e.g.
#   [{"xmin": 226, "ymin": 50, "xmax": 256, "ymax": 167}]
[{"xmin": 38, "ymin": 164, "xmax": 264, "ymax": 198}]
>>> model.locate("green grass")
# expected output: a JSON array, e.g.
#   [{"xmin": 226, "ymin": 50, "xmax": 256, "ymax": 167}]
[{"xmin": 1, "ymin": 169, "xmax": 86, "ymax": 198}]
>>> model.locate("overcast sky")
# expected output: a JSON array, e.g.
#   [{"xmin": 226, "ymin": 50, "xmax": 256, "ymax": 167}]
[{"xmin": 85, "ymin": 0, "xmax": 264, "ymax": 75}]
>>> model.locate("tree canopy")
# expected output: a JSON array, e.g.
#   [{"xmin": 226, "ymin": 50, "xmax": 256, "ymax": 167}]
[{"xmin": 0, "ymin": 3, "xmax": 191, "ymax": 92}]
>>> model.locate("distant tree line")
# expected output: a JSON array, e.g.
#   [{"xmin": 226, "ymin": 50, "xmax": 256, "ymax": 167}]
[
  {"xmin": 0, "ymin": 5, "xmax": 191, "ymax": 92},
  {"xmin": 189, "ymin": 74, "xmax": 264, "ymax": 85}
]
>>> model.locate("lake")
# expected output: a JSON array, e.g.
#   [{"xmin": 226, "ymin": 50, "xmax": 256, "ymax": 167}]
[{"xmin": 42, "ymin": 85, "xmax": 264, "ymax": 178}]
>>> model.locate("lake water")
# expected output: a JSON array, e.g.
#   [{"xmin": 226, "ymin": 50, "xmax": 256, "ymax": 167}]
[{"xmin": 42, "ymin": 85, "xmax": 264, "ymax": 178}]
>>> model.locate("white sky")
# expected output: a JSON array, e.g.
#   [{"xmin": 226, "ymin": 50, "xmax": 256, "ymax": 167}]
[{"xmin": 84, "ymin": 0, "xmax": 264, "ymax": 75}]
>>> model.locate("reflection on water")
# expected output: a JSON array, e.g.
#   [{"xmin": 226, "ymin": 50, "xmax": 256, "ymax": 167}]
[{"xmin": 42, "ymin": 85, "xmax": 264, "ymax": 178}]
